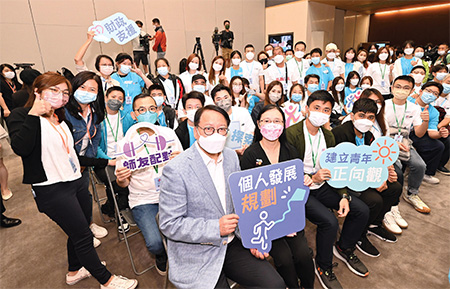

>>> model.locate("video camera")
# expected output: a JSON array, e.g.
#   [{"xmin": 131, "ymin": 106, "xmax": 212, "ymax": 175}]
[
  {"xmin": 13, "ymin": 63, "xmax": 35, "ymax": 70},
  {"xmin": 139, "ymin": 33, "xmax": 151, "ymax": 54},
  {"xmin": 212, "ymin": 27, "xmax": 221, "ymax": 56}
]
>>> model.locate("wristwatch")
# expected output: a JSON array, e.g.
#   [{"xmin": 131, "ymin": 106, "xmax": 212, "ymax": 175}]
[{"xmin": 342, "ymin": 193, "xmax": 352, "ymax": 202}]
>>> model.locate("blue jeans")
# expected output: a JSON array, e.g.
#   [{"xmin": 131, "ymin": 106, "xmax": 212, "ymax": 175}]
[
  {"xmin": 132, "ymin": 203, "xmax": 164, "ymax": 256},
  {"xmin": 400, "ymin": 148, "xmax": 426, "ymax": 195}
]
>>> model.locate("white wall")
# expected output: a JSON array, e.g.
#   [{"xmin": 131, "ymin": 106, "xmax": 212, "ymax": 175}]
[
  {"xmin": 265, "ymin": 0, "xmax": 370, "ymax": 53},
  {"xmin": 0, "ymin": 0, "xmax": 265, "ymax": 75}
]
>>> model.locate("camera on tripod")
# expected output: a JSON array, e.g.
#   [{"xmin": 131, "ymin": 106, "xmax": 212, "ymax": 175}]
[
  {"xmin": 212, "ymin": 27, "xmax": 221, "ymax": 56},
  {"xmin": 14, "ymin": 63, "xmax": 35, "ymax": 70},
  {"xmin": 139, "ymin": 33, "xmax": 151, "ymax": 54}
]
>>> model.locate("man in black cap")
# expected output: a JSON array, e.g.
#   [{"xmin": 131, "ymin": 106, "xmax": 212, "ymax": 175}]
[{"xmin": 12, "ymin": 68, "xmax": 41, "ymax": 108}]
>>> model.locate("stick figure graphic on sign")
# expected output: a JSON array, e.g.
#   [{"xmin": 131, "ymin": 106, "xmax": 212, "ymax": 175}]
[{"xmin": 251, "ymin": 211, "xmax": 275, "ymax": 251}]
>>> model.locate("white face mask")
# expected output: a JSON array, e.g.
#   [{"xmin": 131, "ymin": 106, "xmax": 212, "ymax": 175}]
[
  {"xmin": 335, "ymin": 84, "xmax": 345, "ymax": 92},
  {"xmin": 99, "ymin": 65, "xmax": 114, "ymax": 76},
  {"xmin": 438, "ymin": 50, "xmax": 447, "ymax": 56},
  {"xmin": 213, "ymin": 63, "xmax": 223, "ymax": 72},
  {"xmin": 3, "ymin": 71, "xmax": 15, "ymax": 79},
  {"xmin": 295, "ymin": 51, "xmax": 305, "ymax": 59},
  {"xmin": 197, "ymin": 132, "xmax": 227, "ymax": 154},
  {"xmin": 353, "ymin": 118, "xmax": 374, "ymax": 133},
  {"xmin": 274, "ymin": 54, "xmax": 284, "ymax": 64},
  {"xmin": 327, "ymin": 52, "xmax": 336, "ymax": 60},
  {"xmin": 378, "ymin": 53, "xmax": 389, "ymax": 61},
  {"xmin": 246, "ymin": 52, "xmax": 255, "ymax": 61},
  {"xmin": 231, "ymin": 58, "xmax": 241, "ymax": 66},
  {"xmin": 350, "ymin": 79, "xmax": 359, "ymax": 86},
  {"xmin": 361, "ymin": 84, "xmax": 370, "ymax": 90},
  {"xmin": 370, "ymin": 49, "xmax": 377, "ymax": 53},
  {"xmin": 357, "ymin": 55, "xmax": 366, "ymax": 62},
  {"xmin": 269, "ymin": 92, "xmax": 282, "ymax": 103},
  {"xmin": 186, "ymin": 109, "xmax": 197, "ymax": 123},
  {"xmin": 267, "ymin": 50, "xmax": 273, "ymax": 57},
  {"xmin": 153, "ymin": 96, "xmax": 165, "ymax": 107},
  {"xmin": 346, "ymin": 53, "xmax": 355, "ymax": 60},
  {"xmin": 404, "ymin": 48, "xmax": 414, "ymax": 55},
  {"xmin": 188, "ymin": 62, "xmax": 199, "ymax": 70},
  {"xmin": 436, "ymin": 72, "xmax": 448, "ymax": 81},
  {"xmin": 308, "ymin": 111, "xmax": 330, "ymax": 127},
  {"xmin": 411, "ymin": 73, "xmax": 425, "ymax": 84}
]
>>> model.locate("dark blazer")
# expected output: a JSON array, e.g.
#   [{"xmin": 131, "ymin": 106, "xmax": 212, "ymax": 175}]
[{"xmin": 175, "ymin": 119, "xmax": 190, "ymax": 150}]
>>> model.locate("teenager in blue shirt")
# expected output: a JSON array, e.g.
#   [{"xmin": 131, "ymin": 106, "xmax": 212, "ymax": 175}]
[{"xmin": 305, "ymin": 48, "xmax": 333, "ymax": 91}]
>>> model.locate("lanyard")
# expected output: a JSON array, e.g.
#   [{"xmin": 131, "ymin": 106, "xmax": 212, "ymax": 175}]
[
  {"xmin": 246, "ymin": 61, "xmax": 254, "ymax": 78},
  {"xmin": 5, "ymin": 80, "xmax": 16, "ymax": 93},
  {"xmin": 307, "ymin": 129, "xmax": 322, "ymax": 170},
  {"xmin": 46, "ymin": 117, "xmax": 70, "ymax": 154},
  {"xmin": 379, "ymin": 63, "xmax": 387, "ymax": 80},
  {"xmin": 137, "ymin": 128, "xmax": 159, "ymax": 174},
  {"xmin": 393, "ymin": 101, "xmax": 407, "ymax": 133},
  {"xmin": 295, "ymin": 59, "xmax": 303, "ymax": 76},
  {"xmin": 106, "ymin": 114, "xmax": 120, "ymax": 142},
  {"xmin": 74, "ymin": 106, "xmax": 97, "ymax": 145}
]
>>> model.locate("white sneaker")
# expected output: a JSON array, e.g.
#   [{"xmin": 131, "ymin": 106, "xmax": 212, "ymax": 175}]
[
  {"xmin": 66, "ymin": 261, "xmax": 106, "ymax": 285},
  {"xmin": 383, "ymin": 212, "xmax": 402, "ymax": 234},
  {"xmin": 90, "ymin": 223, "xmax": 108, "ymax": 239},
  {"xmin": 100, "ymin": 275, "xmax": 138, "ymax": 289},
  {"xmin": 391, "ymin": 205, "xmax": 408, "ymax": 228},
  {"xmin": 94, "ymin": 237, "xmax": 101, "ymax": 248},
  {"xmin": 423, "ymin": 174, "xmax": 440, "ymax": 184}
]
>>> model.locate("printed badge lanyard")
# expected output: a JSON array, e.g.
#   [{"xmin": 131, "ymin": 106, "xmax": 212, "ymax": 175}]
[
  {"xmin": 379, "ymin": 63, "xmax": 387, "ymax": 86},
  {"xmin": 137, "ymin": 128, "xmax": 159, "ymax": 174},
  {"xmin": 393, "ymin": 102, "xmax": 407, "ymax": 134},
  {"xmin": 307, "ymin": 129, "xmax": 322, "ymax": 173}
]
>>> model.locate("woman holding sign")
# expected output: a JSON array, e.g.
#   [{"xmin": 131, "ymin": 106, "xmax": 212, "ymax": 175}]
[
  {"xmin": 240, "ymin": 104, "xmax": 314, "ymax": 289},
  {"xmin": 7, "ymin": 72, "xmax": 137, "ymax": 289}
]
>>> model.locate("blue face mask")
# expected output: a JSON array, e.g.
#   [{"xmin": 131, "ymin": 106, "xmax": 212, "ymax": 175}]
[
  {"xmin": 136, "ymin": 111, "xmax": 158, "ymax": 124},
  {"xmin": 120, "ymin": 65, "xmax": 131, "ymax": 75},
  {"xmin": 291, "ymin": 93, "xmax": 303, "ymax": 103},
  {"xmin": 311, "ymin": 57, "xmax": 321, "ymax": 65},
  {"xmin": 421, "ymin": 92, "xmax": 437, "ymax": 104},
  {"xmin": 157, "ymin": 66, "xmax": 169, "ymax": 76},
  {"xmin": 443, "ymin": 83, "xmax": 450, "ymax": 94},
  {"xmin": 74, "ymin": 89, "xmax": 97, "ymax": 104},
  {"xmin": 307, "ymin": 84, "xmax": 319, "ymax": 93},
  {"xmin": 193, "ymin": 85, "xmax": 206, "ymax": 93}
]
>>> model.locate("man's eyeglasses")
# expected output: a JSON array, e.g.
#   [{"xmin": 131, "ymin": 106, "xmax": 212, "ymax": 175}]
[
  {"xmin": 135, "ymin": 106, "xmax": 157, "ymax": 114},
  {"xmin": 197, "ymin": 125, "xmax": 229, "ymax": 136}
]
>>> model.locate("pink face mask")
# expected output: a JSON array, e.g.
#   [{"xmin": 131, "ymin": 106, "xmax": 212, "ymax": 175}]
[
  {"xmin": 260, "ymin": 123, "xmax": 284, "ymax": 141},
  {"xmin": 42, "ymin": 91, "xmax": 68, "ymax": 109}
]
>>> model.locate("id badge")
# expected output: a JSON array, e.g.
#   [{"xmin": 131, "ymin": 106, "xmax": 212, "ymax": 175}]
[
  {"xmin": 321, "ymin": 83, "xmax": 325, "ymax": 90},
  {"xmin": 283, "ymin": 82, "xmax": 288, "ymax": 93},
  {"xmin": 68, "ymin": 156, "xmax": 78, "ymax": 173},
  {"xmin": 381, "ymin": 80, "xmax": 386, "ymax": 87},
  {"xmin": 154, "ymin": 177, "xmax": 161, "ymax": 191},
  {"xmin": 299, "ymin": 79, "xmax": 304, "ymax": 85},
  {"xmin": 126, "ymin": 96, "xmax": 132, "ymax": 105},
  {"xmin": 394, "ymin": 133, "xmax": 403, "ymax": 142}
]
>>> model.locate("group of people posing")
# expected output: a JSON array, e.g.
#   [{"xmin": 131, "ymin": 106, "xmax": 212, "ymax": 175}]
[{"xmin": 0, "ymin": 36, "xmax": 449, "ymax": 289}]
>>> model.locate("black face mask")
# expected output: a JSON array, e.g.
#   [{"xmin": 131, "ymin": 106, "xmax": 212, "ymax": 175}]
[{"xmin": 259, "ymin": 59, "xmax": 268, "ymax": 65}]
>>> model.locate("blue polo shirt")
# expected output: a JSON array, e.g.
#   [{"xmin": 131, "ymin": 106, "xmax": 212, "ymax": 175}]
[
  {"xmin": 111, "ymin": 72, "xmax": 146, "ymax": 113},
  {"xmin": 407, "ymin": 96, "xmax": 439, "ymax": 130},
  {"xmin": 305, "ymin": 64, "xmax": 333, "ymax": 90}
]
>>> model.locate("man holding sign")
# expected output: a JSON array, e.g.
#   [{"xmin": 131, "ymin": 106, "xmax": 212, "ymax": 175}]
[
  {"xmin": 159, "ymin": 106, "xmax": 284, "ymax": 289},
  {"xmin": 332, "ymin": 98, "xmax": 402, "ymax": 257},
  {"xmin": 286, "ymin": 91, "xmax": 369, "ymax": 289},
  {"xmin": 115, "ymin": 94, "xmax": 183, "ymax": 275}
]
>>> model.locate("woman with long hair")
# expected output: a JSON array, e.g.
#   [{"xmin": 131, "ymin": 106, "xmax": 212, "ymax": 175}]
[{"xmin": 7, "ymin": 72, "xmax": 137, "ymax": 289}]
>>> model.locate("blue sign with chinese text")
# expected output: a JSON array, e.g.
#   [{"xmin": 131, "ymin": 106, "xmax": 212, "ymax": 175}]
[
  {"xmin": 319, "ymin": 137, "xmax": 399, "ymax": 191},
  {"xmin": 228, "ymin": 159, "xmax": 309, "ymax": 253},
  {"xmin": 226, "ymin": 121, "xmax": 253, "ymax": 149},
  {"xmin": 88, "ymin": 12, "xmax": 140, "ymax": 45}
]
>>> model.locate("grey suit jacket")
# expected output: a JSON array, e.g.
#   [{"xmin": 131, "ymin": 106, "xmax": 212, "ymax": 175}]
[{"xmin": 159, "ymin": 144, "xmax": 240, "ymax": 289}]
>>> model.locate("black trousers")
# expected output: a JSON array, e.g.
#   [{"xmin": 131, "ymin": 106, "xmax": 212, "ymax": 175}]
[
  {"xmin": 32, "ymin": 177, "xmax": 111, "ymax": 285},
  {"xmin": 305, "ymin": 183, "xmax": 369, "ymax": 270},
  {"xmin": 270, "ymin": 231, "xmax": 315, "ymax": 289},
  {"xmin": 215, "ymin": 237, "xmax": 286, "ymax": 289},
  {"xmin": 352, "ymin": 181, "xmax": 403, "ymax": 230}
]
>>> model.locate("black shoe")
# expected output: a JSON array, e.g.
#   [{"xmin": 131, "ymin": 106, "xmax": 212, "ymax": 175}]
[
  {"xmin": 314, "ymin": 261, "xmax": 343, "ymax": 289},
  {"xmin": 155, "ymin": 254, "xmax": 167, "ymax": 276},
  {"xmin": 368, "ymin": 225, "xmax": 397, "ymax": 243},
  {"xmin": 1, "ymin": 215, "xmax": 21, "ymax": 228},
  {"xmin": 437, "ymin": 166, "xmax": 450, "ymax": 175},
  {"xmin": 356, "ymin": 234, "xmax": 380, "ymax": 257},
  {"xmin": 101, "ymin": 203, "xmax": 115, "ymax": 218},
  {"xmin": 117, "ymin": 216, "xmax": 130, "ymax": 234},
  {"xmin": 333, "ymin": 245, "xmax": 369, "ymax": 277}
]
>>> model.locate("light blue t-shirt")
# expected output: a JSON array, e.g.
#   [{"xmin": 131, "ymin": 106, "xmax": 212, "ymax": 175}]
[
  {"xmin": 111, "ymin": 72, "xmax": 146, "ymax": 113},
  {"xmin": 305, "ymin": 64, "xmax": 333, "ymax": 90},
  {"xmin": 188, "ymin": 124, "xmax": 196, "ymax": 147},
  {"xmin": 407, "ymin": 96, "xmax": 439, "ymax": 130}
]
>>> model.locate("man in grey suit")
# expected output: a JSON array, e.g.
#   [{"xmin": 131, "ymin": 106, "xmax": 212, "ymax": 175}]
[{"xmin": 159, "ymin": 104, "xmax": 285, "ymax": 289}]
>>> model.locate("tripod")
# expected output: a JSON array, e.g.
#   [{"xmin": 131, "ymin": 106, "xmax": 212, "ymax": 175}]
[{"xmin": 193, "ymin": 37, "xmax": 208, "ymax": 73}]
